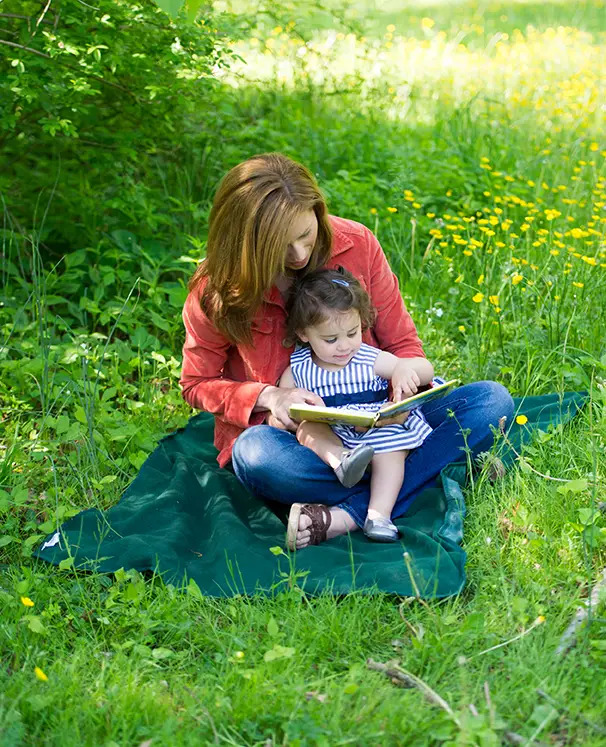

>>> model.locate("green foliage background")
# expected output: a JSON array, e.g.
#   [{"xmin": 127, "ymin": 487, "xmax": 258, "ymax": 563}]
[
  {"xmin": 1, "ymin": 0, "xmax": 606, "ymax": 743},
  {"xmin": 0, "ymin": 0, "xmax": 247, "ymax": 247}
]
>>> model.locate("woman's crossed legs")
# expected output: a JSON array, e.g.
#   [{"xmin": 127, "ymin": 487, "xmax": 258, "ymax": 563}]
[{"xmin": 231, "ymin": 381, "xmax": 514, "ymax": 548}]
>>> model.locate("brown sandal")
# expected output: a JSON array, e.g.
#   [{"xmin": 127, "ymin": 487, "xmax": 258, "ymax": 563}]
[{"xmin": 286, "ymin": 503, "xmax": 332, "ymax": 551}]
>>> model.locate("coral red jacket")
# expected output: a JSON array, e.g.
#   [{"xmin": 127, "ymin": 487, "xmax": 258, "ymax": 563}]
[{"xmin": 180, "ymin": 215, "xmax": 425, "ymax": 466}]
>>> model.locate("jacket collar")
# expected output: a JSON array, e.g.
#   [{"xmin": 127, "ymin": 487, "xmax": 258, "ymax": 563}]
[{"xmin": 329, "ymin": 219, "xmax": 355, "ymax": 257}]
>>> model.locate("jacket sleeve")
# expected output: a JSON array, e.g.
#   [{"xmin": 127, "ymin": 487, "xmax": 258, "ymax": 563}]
[
  {"xmin": 367, "ymin": 229, "xmax": 425, "ymax": 358},
  {"xmin": 179, "ymin": 289, "xmax": 267, "ymax": 429}
]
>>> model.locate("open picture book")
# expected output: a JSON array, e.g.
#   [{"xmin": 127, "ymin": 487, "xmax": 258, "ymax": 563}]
[{"xmin": 289, "ymin": 379, "xmax": 459, "ymax": 428}]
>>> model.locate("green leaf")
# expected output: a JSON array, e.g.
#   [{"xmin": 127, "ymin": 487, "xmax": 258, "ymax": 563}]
[
  {"xmin": 557, "ymin": 478, "xmax": 588, "ymax": 495},
  {"xmin": 12, "ymin": 488, "xmax": 29, "ymax": 506},
  {"xmin": 0, "ymin": 535, "xmax": 16, "ymax": 548},
  {"xmin": 518, "ymin": 458, "xmax": 533, "ymax": 474},
  {"xmin": 58, "ymin": 557, "xmax": 74, "ymax": 571},
  {"xmin": 23, "ymin": 534, "xmax": 45, "ymax": 548},
  {"xmin": 529, "ymin": 704, "xmax": 557, "ymax": 727},
  {"xmin": 154, "ymin": 0, "xmax": 185, "ymax": 18},
  {"xmin": 151, "ymin": 647, "xmax": 174, "ymax": 660},
  {"xmin": 55, "ymin": 415, "xmax": 70, "ymax": 435},
  {"xmin": 24, "ymin": 615, "xmax": 47, "ymax": 634},
  {"xmin": 263, "ymin": 644, "xmax": 295, "ymax": 662},
  {"xmin": 269, "ymin": 546, "xmax": 285, "ymax": 556},
  {"xmin": 99, "ymin": 475, "xmax": 118, "ymax": 485},
  {"xmin": 187, "ymin": 578, "xmax": 204, "ymax": 600},
  {"xmin": 267, "ymin": 617, "xmax": 279, "ymax": 637},
  {"xmin": 74, "ymin": 406, "xmax": 88, "ymax": 425},
  {"xmin": 124, "ymin": 582, "xmax": 143, "ymax": 603},
  {"xmin": 578, "ymin": 508, "xmax": 598, "ymax": 526},
  {"xmin": 186, "ymin": 0, "xmax": 205, "ymax": 22},
  {"xmin": 128, "ymin": 451, "xmax": 148, "ymax": 470}
]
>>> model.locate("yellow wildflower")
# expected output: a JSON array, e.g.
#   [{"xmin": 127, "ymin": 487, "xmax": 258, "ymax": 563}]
[
  {"xmin": 387, "ymin": 207, "xmax": 397, "ymax": 213},
  {"xmin": 516, "ymin": 415, "xmax": 528, "ymax": 425},
  {"xmin": 21, "ymin": 597, "xmax": 34, "ymax": 607},
  {"xmin": 472, "ymin": 292, "xmax": 484, "ymax": 303},
  {"xmin": 34, "ymin": 667, "xmax": 48, "ymax": 682},
  {"xmin": 512, "ymin": 274, "xmax": 523, "ymax": 285}
]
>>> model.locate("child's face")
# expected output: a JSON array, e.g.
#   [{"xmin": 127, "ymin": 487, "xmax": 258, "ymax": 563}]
[{"xmin": 299, "ymin": 309, "xmax": 362, "ymax": 369}]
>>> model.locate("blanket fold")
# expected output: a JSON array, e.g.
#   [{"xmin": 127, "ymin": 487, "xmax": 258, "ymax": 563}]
[{"xmin": 35, "ymin": 392, "xmax": 587, "ymax": 597}]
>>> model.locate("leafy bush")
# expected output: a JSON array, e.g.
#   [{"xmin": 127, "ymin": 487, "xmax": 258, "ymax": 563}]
[{"xmin": 0, "ymin": 0, "xmax": 247, "ymax": 248}]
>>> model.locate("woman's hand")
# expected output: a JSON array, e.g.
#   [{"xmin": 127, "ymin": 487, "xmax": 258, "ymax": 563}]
[
  {"xmin": 391, "ymin": 359, "xmax": 421, "ymax": 401},
  {"xmin": 257, "ymin": 385, "xmax": 325, "ymax": 432}
]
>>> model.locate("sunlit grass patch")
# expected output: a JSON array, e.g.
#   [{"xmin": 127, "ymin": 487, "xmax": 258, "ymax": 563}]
[{"xmin": 226, "ymin": 17, "xmax": 606, "ymax": 134}]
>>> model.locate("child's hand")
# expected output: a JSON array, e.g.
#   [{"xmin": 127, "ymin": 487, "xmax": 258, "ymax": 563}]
[{"xmin": 391, "ymin": 360, "xmax": 420, "ymax": 401}]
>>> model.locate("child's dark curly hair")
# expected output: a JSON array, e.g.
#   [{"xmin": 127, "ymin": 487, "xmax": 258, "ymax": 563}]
[{"xmin": 284, "ymin": 267, "xmax": 376, "ymax": 346}]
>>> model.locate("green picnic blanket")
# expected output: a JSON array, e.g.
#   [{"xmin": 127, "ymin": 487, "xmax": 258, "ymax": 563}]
[{"xmin": 34, "ymin": 393, "xmax": 587, "ymax": 598}]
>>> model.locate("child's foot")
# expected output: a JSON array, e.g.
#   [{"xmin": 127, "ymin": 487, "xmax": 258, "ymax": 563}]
[
  {"xmin": 363, "ymin": 510, "xmax": 399, "ymax": 542},
  {"xmin": 334, "ymin": 444, "xmax": 374, "ymax": 488},
  {"xmin": 286, "ymin": 504, "xmax": 358, "ymax": 550}
]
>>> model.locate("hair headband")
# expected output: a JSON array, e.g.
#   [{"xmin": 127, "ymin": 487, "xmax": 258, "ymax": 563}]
[{"xmin": 331, "ymin": 278, "xmax": 350, "ymax": 287}]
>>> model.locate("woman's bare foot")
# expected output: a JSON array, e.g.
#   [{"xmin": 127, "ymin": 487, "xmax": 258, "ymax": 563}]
[{"xmin": 295, "ymin": 507, "xmax": 358, "ymax": 550}]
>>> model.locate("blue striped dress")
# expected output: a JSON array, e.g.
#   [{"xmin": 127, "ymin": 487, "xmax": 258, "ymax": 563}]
[{"xmin": 290, "ymin": 343, "xmax": 433, "ymax": 453}]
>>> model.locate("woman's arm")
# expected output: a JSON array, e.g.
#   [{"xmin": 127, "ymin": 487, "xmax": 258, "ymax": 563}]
[
  {"xmin": 180, "ymin": 290, "xmax": 270, "ymax": 429},
  {"xmin": 366, "ymin": 229, "xmax": 425, "ymax": 358},
  {"xmin": 258, "ymin": 364, "xmax": 325, "ymax": 431},
  {"xmin": 180, "ymin": 292, "xmax": 323, "ymax": 431}
]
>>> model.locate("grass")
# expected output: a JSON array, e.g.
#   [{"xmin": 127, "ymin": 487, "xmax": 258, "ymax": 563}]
[{"xmin": 1, "ymin": 0, "xmax": 606, "ymax": 743}]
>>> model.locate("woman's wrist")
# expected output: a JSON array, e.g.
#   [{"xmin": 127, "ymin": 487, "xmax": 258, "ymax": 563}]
[{"xmin": 253, "ymin": 385, "xmax": 279, "ymax": 412}]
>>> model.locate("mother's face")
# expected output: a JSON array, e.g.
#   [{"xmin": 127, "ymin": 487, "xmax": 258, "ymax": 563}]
[{"xmin": 284, "ymin": 210, "xmax": 318, "ymax": 272}]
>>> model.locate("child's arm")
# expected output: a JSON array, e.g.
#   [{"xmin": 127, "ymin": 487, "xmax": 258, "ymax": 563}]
[
  {"xmin": 278, "ymin": 365, "xmax": 296, "ymax": 389},
  {"xmin": 374, "ymin": 351, "xmax": 434, "ymax": 401}
]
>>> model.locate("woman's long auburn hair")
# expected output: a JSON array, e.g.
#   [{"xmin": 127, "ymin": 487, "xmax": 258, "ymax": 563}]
[{"xmin": 189, "ymin": 153, "xmax": 333, "ymax": 345}]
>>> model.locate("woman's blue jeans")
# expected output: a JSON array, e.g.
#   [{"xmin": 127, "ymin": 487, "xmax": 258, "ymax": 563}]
[{"xmin": 231, "ymin": 381, "xmax": 514, "ymax": 528}]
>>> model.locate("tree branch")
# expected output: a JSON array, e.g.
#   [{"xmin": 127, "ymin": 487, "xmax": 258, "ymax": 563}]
[
  {"xmin": 0, "ymin": 12, "xmax": 50, "ymax": 26},
  {"xmin": 34, "ymin": 0, "xmax": 53, "ymax": 36},
  {"xmin": 556, "ymin": 567, "xmax": 606, "ymax": 656},
  {"xmin": 0, "ymin": 38, "xmax": 141, "ymax": 100}
]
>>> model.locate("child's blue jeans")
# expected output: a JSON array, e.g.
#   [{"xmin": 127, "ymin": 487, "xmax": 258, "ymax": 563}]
[{"xmin": 231, "ymin": 381, "xmax": 514, "ymax": 528}]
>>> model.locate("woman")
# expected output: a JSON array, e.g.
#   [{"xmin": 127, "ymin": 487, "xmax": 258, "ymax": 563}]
[{"xmin": 180, "ymin": 153, "xmax": 514, "ymax": 550}]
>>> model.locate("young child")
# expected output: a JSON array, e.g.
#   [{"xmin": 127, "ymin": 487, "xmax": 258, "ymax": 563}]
[{"xmin": 279, "ymin": 267, "xmax": 435, "ymax": 542}]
